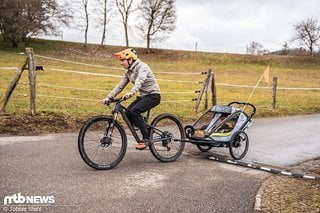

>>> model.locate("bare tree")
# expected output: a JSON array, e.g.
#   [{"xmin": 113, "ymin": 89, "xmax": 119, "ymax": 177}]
[
  {"xmin": 115, "ymin": 0, "xmax": 134, "ymax": 47},
  {"xmin": 137, "ymin": 0, "xmax": 176, "ymax": 50},
  {"xmin": 0, "ymin": 0, "xmax": 23, "ymax": 45},
  {"xmin": 293, "ymin": 17, "xmax": 320, "ymax": 58},
  {"xmin": 95, "ymin": 0, "xmax": 114, "ymax": 45},
  {"xmin": 0, "ymin": 0, "xmax": 71, "ymax": 47},
  {"xmin": 73, "ymin": 0, "xmax": 90, "ymax": 46},
  {"xmin": 247, "ymin": 41, "xmax": 263, "ymax": 55},
  {"xmin": 81, "ymin": 0, "xmax": 90, "ymax": 46},
  {"xmin": 282, "ymin": 42, "xmax": 289, "ymax": 55}
]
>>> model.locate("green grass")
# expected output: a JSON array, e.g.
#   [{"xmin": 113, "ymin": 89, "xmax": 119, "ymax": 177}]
[{"xmin": 1, "ymin": 38, "xmax": 320, "ymax": 123}]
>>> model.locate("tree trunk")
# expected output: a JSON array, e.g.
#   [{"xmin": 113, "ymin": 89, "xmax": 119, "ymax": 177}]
[
  {"xmin": 12, "ymin": 39, "xmax": 19, "ymax": 47},
  {"xmin": 101, "ymin": 27, "xmax": 106, "ymax": 46},
  {"xmin": 101, "ymin": 0, "xmax": 107, "ymax": 46},
  {"xmin": 1, "ymin": 31, "xmax": 7, "ymax": 41},
  {"xmin": 124, "ymin": 23, "xmax": 129, "ymax": 47},
  {"xmin": 147, "ymin": 34, "xmax": 150, "ymax": 49},
  {"xmin": 309, "ymin": 45, "xmax": 313, "ymax": 58},
  {"xmin": 146, "ymin": 18, "xmax": 153, "ymax": 50},
  {"xmin": 84, "ymin": 2, "xmax": 89, "ymax": 46}
]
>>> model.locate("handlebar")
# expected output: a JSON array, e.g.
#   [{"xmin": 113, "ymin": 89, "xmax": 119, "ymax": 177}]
[
  {"xmin": 109, "ymin": 97, "xmax": 126, "ymax": 103},
  {"xmin": 105, "ymin": 97, "xmax": 127, "ymax": 106},
  {"xmin": 227, "ymin": 101, "xmax": 256, "ymax": 118}
]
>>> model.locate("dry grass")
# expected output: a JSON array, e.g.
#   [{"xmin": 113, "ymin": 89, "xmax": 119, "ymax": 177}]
[
  {"xmin": 260, "ymin": 159, "xmax": 320, "ymax": 213},
  {"xmin": 1, "ymin": 38, "xmax": 320, "ymax": 123}
]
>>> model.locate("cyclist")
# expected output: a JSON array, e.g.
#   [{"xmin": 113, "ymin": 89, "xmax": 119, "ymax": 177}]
[{"xmin": 102, "ymin": 48, "xmax": 161, "ymax": 150}]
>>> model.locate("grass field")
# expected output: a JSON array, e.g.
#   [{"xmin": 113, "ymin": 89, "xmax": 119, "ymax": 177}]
[
  {"xmin": 1, "ymin": 39, "xmax": 319, "ymax": 212},
  {"xmin": 1, "ymin": 39, "xmax": 320, "ymax": 123}
]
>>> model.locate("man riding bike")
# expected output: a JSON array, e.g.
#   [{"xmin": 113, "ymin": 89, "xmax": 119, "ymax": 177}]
[{"xmin": 102, "ymin": 48, "xmax": 161, "ymax": 150}]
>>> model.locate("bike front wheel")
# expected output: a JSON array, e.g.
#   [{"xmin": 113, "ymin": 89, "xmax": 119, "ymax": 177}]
[
  {"xmin": 149, "ymin": 113, "xmax": 185, "ymax": 162},
  {"xmin": 78, "ymin": 115, "xmax": 127, "ymax": 170}
]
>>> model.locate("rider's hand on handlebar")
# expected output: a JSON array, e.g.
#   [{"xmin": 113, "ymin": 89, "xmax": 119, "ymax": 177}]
[
  {"xmin": 122, "ymin": 92, "xmax": 134, "ymax": 100},
  {"xmin": 102, "ymin": 97, "xmax": 112, "ymax": 105}
]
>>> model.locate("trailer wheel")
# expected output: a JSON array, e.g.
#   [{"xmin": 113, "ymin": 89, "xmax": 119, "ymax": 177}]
[
  {"xmin": 197, "ymin": 145, "xmax": 212, "ymax": 152},
  {"xmin": 229, "ymin": 130, "xmax": 249, "ymax": 160}
]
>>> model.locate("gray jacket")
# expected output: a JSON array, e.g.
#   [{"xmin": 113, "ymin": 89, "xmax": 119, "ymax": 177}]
[{"xmin": 107, "ymin": 59, "xmax": 161, "ymax": 99}]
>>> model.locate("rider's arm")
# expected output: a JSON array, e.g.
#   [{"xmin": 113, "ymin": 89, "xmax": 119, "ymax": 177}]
[
  {"xmin": 130, "ymin": 68, "xmax": 148, "ymax": 95},
  {"xmin": 106, "ymin": 75, "xmax": 129, "ymax": 99}
]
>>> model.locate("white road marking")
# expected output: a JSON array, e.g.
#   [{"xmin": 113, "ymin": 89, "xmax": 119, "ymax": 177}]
[{"xmin": 0, "ymin": 135, "xmax": 55, "ymax": 146}]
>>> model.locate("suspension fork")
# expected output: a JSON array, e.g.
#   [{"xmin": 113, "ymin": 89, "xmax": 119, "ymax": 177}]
[{"xmin": 105, "ymin": 111, "xmax": 119, "ymax": 139}]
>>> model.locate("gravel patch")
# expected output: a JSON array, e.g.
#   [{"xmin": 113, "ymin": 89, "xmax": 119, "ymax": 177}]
[{"xmin": 257, "ymin": 159, "xmax": 320, "ymax": 212}]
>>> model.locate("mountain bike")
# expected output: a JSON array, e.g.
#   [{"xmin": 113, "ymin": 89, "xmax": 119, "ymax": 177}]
[{"xmin": 78, "ymin": 97, "xmax": 185, "ymax": 170}]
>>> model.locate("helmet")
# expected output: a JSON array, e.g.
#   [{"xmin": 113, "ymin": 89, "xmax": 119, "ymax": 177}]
[{"xmin": 114, "ymin": 48, "xmax": 138, "ymax": 61}]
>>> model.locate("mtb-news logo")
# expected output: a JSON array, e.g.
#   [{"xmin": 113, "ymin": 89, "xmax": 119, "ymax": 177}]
[{"xmin": 3, "ymin": 193, "xmax": 55, "ymax": 212}]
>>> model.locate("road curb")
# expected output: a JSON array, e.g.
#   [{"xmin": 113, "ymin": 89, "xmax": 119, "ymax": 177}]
[
  {"xmin": 253, "ymin": 176, "xmax": 273, "ymax": 212},
  {"xmin": 208, "ymin": 156, "xmax": 320, "ymax": 180}
]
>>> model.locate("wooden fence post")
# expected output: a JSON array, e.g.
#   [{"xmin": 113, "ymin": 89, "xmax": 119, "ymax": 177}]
[
  {"xmin": 211, "ymin": 71, "xmax": 217, "ymax": 106},
  {"xmin": 194, "ymin": 69, "xmax": 218, "ymax": 111},
  {"xmin": 204, "ymin": 70, "xmax": 212, "ymax": 110},
  {"xmin": 194, "ymin": 70, "xmax": 211, "ymax": 112},
  {"xmin": 272, "ymin": 77, "xmax": 277, "ymax": 109},
  {"xmin": 0, "ymin": 60, "xmax": 27, "ymax": 112},
  {"xmin": 26, "ymin": 47, "xmax": 36, "ymax": 116}
]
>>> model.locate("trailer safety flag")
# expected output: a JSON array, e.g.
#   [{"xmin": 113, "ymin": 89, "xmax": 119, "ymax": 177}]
[{"xmin": 263, "ymin": 65, "xmax": 270, "ymax": 84}]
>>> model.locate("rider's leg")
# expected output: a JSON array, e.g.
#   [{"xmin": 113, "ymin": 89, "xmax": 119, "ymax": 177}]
[
  {"xmin": 129, "ymin": 94, "xmax": 160, "ymax": 146},
  {"xmin": 126, "ymin": 97, "xmax": 142, "ymax": 126}
]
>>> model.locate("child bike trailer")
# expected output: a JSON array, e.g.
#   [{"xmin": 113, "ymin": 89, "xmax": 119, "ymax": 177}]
[{"xmin": 183, "ymin": 102, "xmax": 256, "ymax": 160}]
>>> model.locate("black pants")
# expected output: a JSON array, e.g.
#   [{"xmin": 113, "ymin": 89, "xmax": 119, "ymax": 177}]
[{"xmin": 126, "ymin": 94, "xmax": 161, "ymax": 140}]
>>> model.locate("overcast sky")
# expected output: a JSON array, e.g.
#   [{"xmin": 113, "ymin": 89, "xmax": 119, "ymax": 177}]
[{"xmin": 55, "ymin": 0, "xmax": 320, "ymax": 54}]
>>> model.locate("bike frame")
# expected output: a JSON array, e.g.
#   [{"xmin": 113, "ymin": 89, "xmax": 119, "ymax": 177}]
[
  {"xmin": 107, "ymin": 99, "xmax": 150, "ymax": 143},
  {"xmin": 78, "ymin": 98, "xmax": 185, "ymax": 170}
]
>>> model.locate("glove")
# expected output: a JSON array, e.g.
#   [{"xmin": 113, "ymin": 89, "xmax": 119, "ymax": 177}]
[
  {"xmin": 122, "ymin": 92, "xmax": 134, "ymax": 100},
  {"xmin": 102, "ymin": 97, "xmax": 112, "ymax": 105}
]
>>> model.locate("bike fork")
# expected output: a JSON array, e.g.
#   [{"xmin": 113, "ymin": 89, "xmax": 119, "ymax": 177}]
[
  {"xmin": 108, "ymin": 112, "xmax": 120, "ymax": 136},
  {"xmin": 101, "ymin": 112, "xmax": 119, "ymax": 146}
]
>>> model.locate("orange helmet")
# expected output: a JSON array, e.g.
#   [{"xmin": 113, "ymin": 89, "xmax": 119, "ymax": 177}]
[{"xmin": 114, "ymin": 48, "xmax": 138, "ymax": 61}]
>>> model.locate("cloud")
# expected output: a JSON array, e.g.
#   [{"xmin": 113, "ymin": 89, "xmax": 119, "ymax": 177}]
[
  {"xmin": 170, "ymin": 0, "xmax": 320, "ymax": 53},
  {"xmin": 54, "ymin": 0, "xmax": 320, "ymax": 54}
]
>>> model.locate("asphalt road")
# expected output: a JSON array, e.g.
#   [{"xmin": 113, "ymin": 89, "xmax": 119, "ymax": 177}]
[
  {"xmin": 0, "ymin": 114, "xmax": 319, "ymax": 212},
  {"xmin": 246, "ymin": 114, "xmax": 320, "ymax": 166},
  {"xmin": 201, "ymin": 114, "xmax": 320, "ymax": 167}
]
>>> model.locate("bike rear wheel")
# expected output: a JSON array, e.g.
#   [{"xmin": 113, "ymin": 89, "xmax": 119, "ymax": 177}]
[
  {"xmin": 149, "ymin": 113, "xmax": 185, "ymax": 162},
  {"xmin": 78, "ymin": 115, "xmax": 127, "ymax": 170}
]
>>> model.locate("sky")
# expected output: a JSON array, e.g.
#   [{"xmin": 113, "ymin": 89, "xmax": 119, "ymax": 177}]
[{"xmin": 52, "ymin": 0, "xmax": 320, "ymax": 54}]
